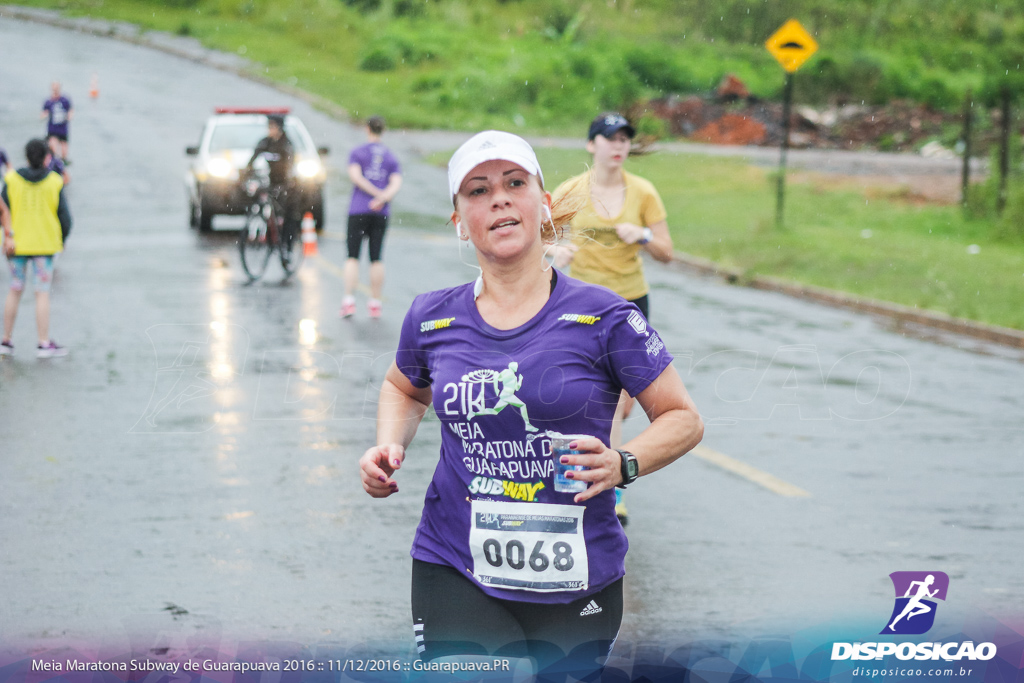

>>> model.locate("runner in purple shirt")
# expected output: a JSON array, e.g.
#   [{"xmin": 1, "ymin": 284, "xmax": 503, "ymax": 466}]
[
  {"xmin": 340, "ymin": 115, "xmax": 402, "ymax": 319},
  {"xmin": 358, "ymin": 131, "xmax": 704, "ymax": 676},
  {"xmin": 41, "ymin": 82, "xmax": 73, "ymax": 162}
]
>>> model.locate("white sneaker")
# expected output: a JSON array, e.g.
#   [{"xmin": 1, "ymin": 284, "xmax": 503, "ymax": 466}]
[{"xmin": 37, "ymin": 340, "xmax": 69, "ymax": 358}]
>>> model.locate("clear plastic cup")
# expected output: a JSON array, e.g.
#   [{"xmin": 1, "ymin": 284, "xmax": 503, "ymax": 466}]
[{"xmin": 547, "ymin": 431, "xmax": 590, "ymax": 493}]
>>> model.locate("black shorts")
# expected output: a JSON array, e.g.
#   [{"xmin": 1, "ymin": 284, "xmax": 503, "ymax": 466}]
[
  {"xmin": 411, "ymin": 559, "xmax": 622, "ymax": 674},
  {"xmin": 628, "ymin": 295, "xmax": 649, "ymax": 320},
  {"xmin": 347, "ymin": 213, "xmax": 388, "ymax": 261},
  {"xmin": 47, "ymin": 132, "xmax": 68, "ymax": 143}
]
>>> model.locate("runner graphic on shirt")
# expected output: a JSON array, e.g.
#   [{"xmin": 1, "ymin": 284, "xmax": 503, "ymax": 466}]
[{"xmin": 462, "ymin": 362, "xmax": 539, "ymax": 432}]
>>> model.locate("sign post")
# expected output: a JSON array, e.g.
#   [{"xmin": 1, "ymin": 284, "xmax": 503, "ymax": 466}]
[{"xmin": 765, "ymin": 19, "xmax": 818, "ymax": 228}]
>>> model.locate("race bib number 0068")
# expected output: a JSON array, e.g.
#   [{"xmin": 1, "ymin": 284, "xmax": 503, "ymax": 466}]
[{"xmin": 469, "ymin": 500, "xmax": 588, "ymax": 592}]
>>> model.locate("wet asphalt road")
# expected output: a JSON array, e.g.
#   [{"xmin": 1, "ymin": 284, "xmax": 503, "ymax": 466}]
[{"xmin": 0, "ymin": 15, "xmax": 1022, "ymax": 660}]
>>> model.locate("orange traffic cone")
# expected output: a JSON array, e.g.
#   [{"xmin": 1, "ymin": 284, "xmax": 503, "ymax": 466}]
[
  {"xmin": 89, "ymin": 74, "xmax": 99, "ymax": 99},
  {"xmin": 301, "ymin": 212, "xmax": 318, "ymax": 256}
]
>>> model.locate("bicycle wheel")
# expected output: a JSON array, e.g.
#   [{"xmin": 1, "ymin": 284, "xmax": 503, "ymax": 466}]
[
  {"xmin": 239, "ymin": 202, "xmax": 273, "ymax": 281},
  {"xmin": 278, "ymin": 214, "xmax": 305, "ymax": 278}
]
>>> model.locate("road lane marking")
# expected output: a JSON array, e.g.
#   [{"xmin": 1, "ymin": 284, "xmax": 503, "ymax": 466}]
[
  {"xmin": 314, "ymin": 253, "xmax": 346, "ymax": 279},
  {"xmin": 690, "ymin": 445, "xmax": 811, "ymax": 498},
  {"xmin": 313, "ymin": 254, "xmax": 373, "ymax": 297}
]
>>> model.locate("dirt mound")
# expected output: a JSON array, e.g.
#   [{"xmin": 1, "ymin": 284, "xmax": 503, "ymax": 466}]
[
  {"xmin": 647, "ymin": 74, "xmax": 1017, "ymax": 155},
  {"xmin": 692, "ymin": 114, "xmax": 766, "ymax": 145}
]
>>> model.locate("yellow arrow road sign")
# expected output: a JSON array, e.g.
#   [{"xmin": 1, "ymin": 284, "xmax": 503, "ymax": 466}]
[{"xmin": 766, "ymin": 19, "xmax": 819, "ymax": 73}]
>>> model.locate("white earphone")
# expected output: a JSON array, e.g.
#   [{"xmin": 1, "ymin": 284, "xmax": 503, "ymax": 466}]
[
  {"xmin": 455, "ymin": 221, "xmax": 462, "ymax": 239},
  {"xmin": 542, "ymin": 205, "xmax": 552, "ymax": 224}
]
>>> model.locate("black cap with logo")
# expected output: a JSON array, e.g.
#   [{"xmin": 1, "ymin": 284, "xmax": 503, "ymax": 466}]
[{"xmin": 587, "ymin": 112, "xmax": 636, "ymax": 141}]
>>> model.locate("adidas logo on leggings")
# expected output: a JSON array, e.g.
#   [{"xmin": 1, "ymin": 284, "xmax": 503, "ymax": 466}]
[{"xmin": 579, "ymin": 600, "xmax": 603, "ymax": 616}]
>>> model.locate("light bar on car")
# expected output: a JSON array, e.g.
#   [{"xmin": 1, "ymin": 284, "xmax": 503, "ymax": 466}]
[{"xmin": 214, "ymin": 107, "xmax": 292, "ymax": 115}]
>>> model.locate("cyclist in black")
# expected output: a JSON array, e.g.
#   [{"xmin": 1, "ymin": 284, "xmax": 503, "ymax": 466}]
[{"xmin": 245, "ymin": 114, "xmax": 298, "ymax": 253}]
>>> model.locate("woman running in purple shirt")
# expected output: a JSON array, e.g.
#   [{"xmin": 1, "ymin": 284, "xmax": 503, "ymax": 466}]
[
  {"xmin": 358, "ymin": 131, "xmax": 703, "ymax": 676},
  {"xmin": 41, "ymin": 82, "xmax": 73, "ymax": 162}
]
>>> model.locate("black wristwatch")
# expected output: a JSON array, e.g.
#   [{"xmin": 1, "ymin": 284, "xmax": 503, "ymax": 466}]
[{"xmin": 616, "ymin": 450, "xmax": 639, "ymax": 488}]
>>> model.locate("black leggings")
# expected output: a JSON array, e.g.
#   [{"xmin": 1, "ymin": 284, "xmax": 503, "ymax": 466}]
[
  {"xmin": 347, "ymin": 212, "xmax": 388, "ymax": 261},
  {"xmin": 411, "ymin": 560, "xmax": 622, "ymax": 676}
]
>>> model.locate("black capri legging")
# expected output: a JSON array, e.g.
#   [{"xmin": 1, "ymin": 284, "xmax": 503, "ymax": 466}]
[
  {"xmin": 411, "ymin": 559, "xmax": 622, "ymax": 676},
  {"xmin": 347, "ymin": 212, "xmax": 389, "ymax": 261}
]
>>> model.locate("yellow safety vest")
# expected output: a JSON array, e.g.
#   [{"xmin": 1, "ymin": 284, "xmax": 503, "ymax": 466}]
[{"xmin": 4, "ymin": 170, "xmax": 64, "ymax": 255}]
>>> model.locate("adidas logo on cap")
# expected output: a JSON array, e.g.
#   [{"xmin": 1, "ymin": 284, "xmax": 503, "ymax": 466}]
[{"xmin": 579, "ymin": 600, "xmax": 603, "ymax": 616}]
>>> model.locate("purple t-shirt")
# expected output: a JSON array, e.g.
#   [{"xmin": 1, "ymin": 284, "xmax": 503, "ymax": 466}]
[
  {"xmin": 396, "ymin": 274, "xmax": 673, "ymax": 603},
  {"xmin": 348, "ymin": 142, "xmax": 400, "ymax": 216},
  {"xmin": 43, "ymin": 96, "xmax": 72, "ymax": 137}
]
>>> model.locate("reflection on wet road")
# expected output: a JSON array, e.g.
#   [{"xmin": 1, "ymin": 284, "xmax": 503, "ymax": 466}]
[{"xmin": 0, "ymin": 16, "xmax": 1021, "ymax": 655}]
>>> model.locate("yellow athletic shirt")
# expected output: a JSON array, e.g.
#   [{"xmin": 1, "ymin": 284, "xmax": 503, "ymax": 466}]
[
  {"xmin": 553, "ymin": 170, "xmax": 667, "ymax": 301},
  {"xmin": 4, "ymin": 170, "xmax": 64, "ymax": 255}
]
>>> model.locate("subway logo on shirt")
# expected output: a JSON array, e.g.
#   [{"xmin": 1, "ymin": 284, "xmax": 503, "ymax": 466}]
[
  {"xmin": 558, "ymin": 313, "xmax": 602, "ymax": 325},
  {"xmin": 469, "ymin": 476, "xmax": 546, "ymax": 502},
  {"xmin": 420, "ymin": 317, "xmax": 456, "ymax": 332}
]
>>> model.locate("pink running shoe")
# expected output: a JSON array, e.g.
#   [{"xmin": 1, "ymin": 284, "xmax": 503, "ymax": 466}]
[
  {"xmin": 368, "ymin": 299, "xmax": 383, "ymax": 319},
  {"xmin": 340, "ymin": 297, "xmax": 356, "ymax": 318}
]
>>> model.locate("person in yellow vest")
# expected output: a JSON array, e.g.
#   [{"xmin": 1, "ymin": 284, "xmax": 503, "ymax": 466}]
[
  {"xmin": 1, "ymin": 138, "xmax": 73, "ymax": 358},
  {"xmin": 551, "ymin": 113, "xmax": 675, "ymax": 525}
]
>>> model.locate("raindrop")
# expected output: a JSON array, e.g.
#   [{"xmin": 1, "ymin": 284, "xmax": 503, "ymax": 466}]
[
  {"xmin": 966, "ymin": 244, "xmax": 980, "ymax": 254},
  {"xmin": 861, "ymin": 229, "xmax": 873, "ymax": 239}
]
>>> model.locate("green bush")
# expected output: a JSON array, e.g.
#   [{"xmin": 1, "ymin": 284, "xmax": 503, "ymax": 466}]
[
  {"xmin": 919, "ymin": 77, "xmax": 957, "ymax": 109},
  {"xmin": 624, "ymin": 46, "xmax": 693, "ymax": 94},
  {"xmin": 342, "ymin": 0, "xmax": 381, "ymax": 13},
  {"xmin": 359, "ymin": 45, "xmax": 398, "ymax": 71},
  {"xmin": 635, "ymin": 113, "xmax": 669, "ymax": 139}
]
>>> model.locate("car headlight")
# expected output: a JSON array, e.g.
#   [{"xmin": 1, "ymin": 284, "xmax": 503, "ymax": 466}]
[
  {"xmin": 295, "ymin": 158, "xmax": 323, "ymax": 179},
  {"xmin": 207, "ymin": 158, "xmax": 234, "ymax": 179}
]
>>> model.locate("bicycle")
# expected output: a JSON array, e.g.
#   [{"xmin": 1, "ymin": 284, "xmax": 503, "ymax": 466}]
[{"xmin": 238, "ymin": 169, "xmax": 304, "ymax": 282}]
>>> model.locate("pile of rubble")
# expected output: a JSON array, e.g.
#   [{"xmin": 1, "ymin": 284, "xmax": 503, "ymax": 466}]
[{"xmin": 645, "ymin": 75, "xmax": 1015, "ymax": 156}]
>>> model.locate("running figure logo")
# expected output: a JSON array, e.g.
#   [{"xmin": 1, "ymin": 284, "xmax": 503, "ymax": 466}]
[
  {"xmin": 461, "ymin": 362, "xmax": 539, "ymax": 432},
  {"xmin": 881, "ymin": 571, "xmax": 949, "ymax": 635}
]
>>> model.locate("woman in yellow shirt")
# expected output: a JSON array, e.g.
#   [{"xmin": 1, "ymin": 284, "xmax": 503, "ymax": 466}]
[{"xmin": 552, "ymin": 113, "xmax": 675, "ymax": 524}]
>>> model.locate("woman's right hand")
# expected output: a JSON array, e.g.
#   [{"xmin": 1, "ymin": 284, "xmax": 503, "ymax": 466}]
[{"xmin": 359, "ymin": 443, "xmax": 405, "ymax": 497}]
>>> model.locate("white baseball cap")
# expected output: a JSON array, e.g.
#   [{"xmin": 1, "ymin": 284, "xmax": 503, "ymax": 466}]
[{"xmin": 447, "ymin": 130, "xmax": 544, "ymax": 201}]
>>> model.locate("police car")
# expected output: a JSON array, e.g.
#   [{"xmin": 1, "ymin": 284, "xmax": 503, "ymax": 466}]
[{"xmin": 185, "ymin": 107, "xmax": 328, "ymax": 232}]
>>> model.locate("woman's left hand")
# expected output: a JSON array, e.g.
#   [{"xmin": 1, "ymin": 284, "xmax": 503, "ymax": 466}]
[
  {"xmin": 614, "ymin": 222, "xmax": 645, "ymax": 244},
  {"xmin": 558, "ymin": 436, "xmax": 623, "ymax": 503}
]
